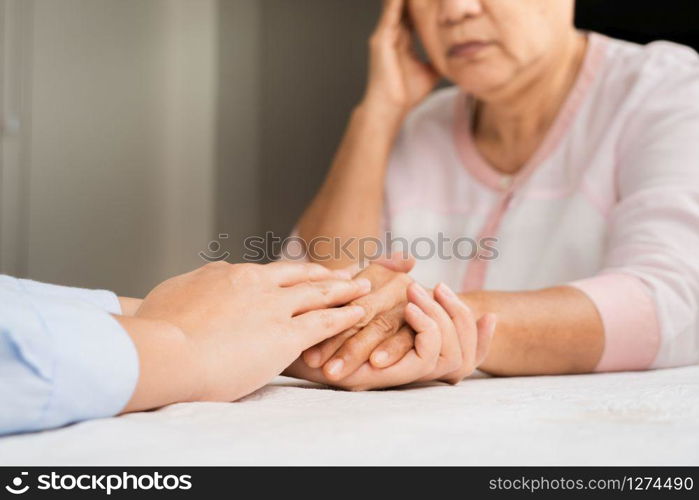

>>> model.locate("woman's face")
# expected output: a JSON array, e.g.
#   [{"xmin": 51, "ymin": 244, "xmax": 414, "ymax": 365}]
[{"xmin": 408, "ymin": 0, "xmax": 576, "ymax": 97}]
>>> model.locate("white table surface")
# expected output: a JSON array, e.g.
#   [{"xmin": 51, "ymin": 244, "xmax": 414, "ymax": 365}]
[{"xmin": 1, "ymin": 366, "xmax": 697, "ymax": 466}]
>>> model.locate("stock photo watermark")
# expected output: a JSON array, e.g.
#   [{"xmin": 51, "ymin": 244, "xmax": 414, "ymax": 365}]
[{"xmin": 199, "ymin": 232, "xmax": 499, "ymax": 264}]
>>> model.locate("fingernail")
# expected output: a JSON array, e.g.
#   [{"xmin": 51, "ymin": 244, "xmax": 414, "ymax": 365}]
[
  {"xmin": 326, "ymin": 359, "xmax": 344, "ymax": 376},
  {"xmin": 355, "ymin": 278, "xmax": 371, "ymax": 292},
  {"xmin": 438, "ymin": 282, "xmax": 458, "ymax": 299},
  {"xmin": 406, "ymin": 302, "xmax": 421, "ymax": 315},
  {"xmin": 348, "ymin": 305, "xmax": 366, "ymax": 317},
  {"xmin": 413, "ymin": 283, "xmax": 430, "ymax": 299},
  {"xmin": 372, "ymin": 350, "xmax": 389, "ymax": 366}
]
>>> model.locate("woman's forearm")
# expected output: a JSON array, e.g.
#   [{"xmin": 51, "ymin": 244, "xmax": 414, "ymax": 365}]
[
  {"xmin": 298, "ymin": 103, "xmax": 404, "ymax": 268},
  {"xmin": 460, "ymin": 286, "xmax": 605, "ymax": 376}
]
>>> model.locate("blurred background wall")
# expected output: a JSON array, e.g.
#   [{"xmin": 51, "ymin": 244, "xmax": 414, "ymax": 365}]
[
  {"xmin": 0, "ymin": 0, "xmax": 697, "ymax": 297},
  {"xmin": 1, "ymin": 0, "xmax": 219, "ymax": 296}
]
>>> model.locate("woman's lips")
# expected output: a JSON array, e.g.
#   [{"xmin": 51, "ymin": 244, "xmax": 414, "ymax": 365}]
[{"xmin": 447, "ymin": 41, "xmax": 494, "ymax": 59}]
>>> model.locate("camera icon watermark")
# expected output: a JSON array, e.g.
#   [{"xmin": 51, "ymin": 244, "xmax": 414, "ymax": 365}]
[
  {"xmin": 199, "ymin": 234, "xmax": 231, "ymax": 262},
  {"xmin": 5, "ymin": 472, "xmax": 29, "ymax": 495}
]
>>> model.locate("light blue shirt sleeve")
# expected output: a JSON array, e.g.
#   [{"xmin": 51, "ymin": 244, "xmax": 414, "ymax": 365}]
[
  {"xmin": 0, "ymin": 275, "xmax": 139, "ymax": 435},
  {"xmin": 15, "ymin": 278, "xmax": 123, "ymax": 315}
]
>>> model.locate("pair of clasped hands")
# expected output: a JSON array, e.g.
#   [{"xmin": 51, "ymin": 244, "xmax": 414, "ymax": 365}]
[
  {"xmin": 284, "ymin": 256, "xmax": 496, "ymax": 391},
  {"xmin": 126, "ymin": 255, "xmax": 495, "ymax": 411}
]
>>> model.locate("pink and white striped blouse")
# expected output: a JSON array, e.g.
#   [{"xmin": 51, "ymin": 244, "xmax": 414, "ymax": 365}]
[{"xmin": 384, "ymin": 32, "xmax": 699, "ymax": 372}]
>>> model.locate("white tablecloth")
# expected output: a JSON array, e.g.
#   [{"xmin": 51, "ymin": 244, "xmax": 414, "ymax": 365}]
[{"xmin": 2, "ymin": 366, "xmax": 698, "ymax": 466}]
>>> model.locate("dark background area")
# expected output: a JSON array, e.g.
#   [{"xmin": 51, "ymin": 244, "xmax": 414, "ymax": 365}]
[{"xmin": 575, "ymin": 0, "xmax": 699, "ymax": 50}]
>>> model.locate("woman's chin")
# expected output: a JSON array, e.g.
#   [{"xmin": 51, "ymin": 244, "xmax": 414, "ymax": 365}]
[{"xmin": 449, "ymin": 71, "xmax": 514, "ymax": 99}]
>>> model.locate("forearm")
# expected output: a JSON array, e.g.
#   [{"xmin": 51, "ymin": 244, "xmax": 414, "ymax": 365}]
[
  {"xmin": 298, "ymin": 103, "xmax": 404, "ymax": 268},
  {"xmin": 460, "ymin": 286, "xmax": 604, "ymax": 376},
  {"xmin": 115, "ymin": 315, "xmax": 199, "ymax": 413}
]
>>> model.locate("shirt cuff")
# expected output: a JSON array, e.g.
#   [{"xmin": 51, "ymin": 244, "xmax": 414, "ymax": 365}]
[
  {"xmin": 569, "ymin": 273, "xmax": 661, "ymax": 372},
  {"xmin": 19, "ymin": 279, "xmax": 122, "ymax": 315},
  {"xmin": 21, "ymin": 293, "xmax": 139, "ymax": 429}
]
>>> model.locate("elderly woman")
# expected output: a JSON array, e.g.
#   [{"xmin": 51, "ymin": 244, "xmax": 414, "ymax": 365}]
[{"xmin": 284, "ymin": 0, "xmax": 699, "ymax": 388}]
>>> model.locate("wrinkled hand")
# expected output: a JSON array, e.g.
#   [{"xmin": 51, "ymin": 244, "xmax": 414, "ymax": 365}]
[
  {"xmin": 286, "ymin": 281, "xmax": 496, "ymax": 391},
  {"xmin": 302, "ymin": 256, "xmax": 416, "ymax": 381}
]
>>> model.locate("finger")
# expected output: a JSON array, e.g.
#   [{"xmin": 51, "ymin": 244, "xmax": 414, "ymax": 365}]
[
  {"xmin": 335, "ymin": 303, "xmax": 440, "ymax": 391},
  {"xmin": 337, "ymin": 261, "xmax": 365, "ymax": 279},
  {"xmin": 372, "ymin": 251, "xmax": 416, "ymax": 274},
  {"xmin": 304, "ymin": 272, "xmax": 411, "ymax": 368},
  {"xmin": 352, "ymin": 274, "xmax": 412, "ymax": 327},
  {"xmin": 408, "ymin": 283, "xmax": 462, "ymax": 378},
  {"xmin": 403, "ymin": 302, "xmax": 440, "ymax": 362},
  {"xmin": 292, "ymin": 305, "xmax": 366, "ymax": 350},
  {"xmin": 302, "ymin": 327, "xmax": 358, "ymax": 368},
  {"xmin": 322, "ymin": 305, "xmax": 404, "ymax": 381},
  {"xmin": 370, "ymin": 326, "xmax": 414, "ymax": 368},
  {"xmin": 377, "ymin": 0, "xmax": 405, "ymax": 31},
  {"xmin": 266, "ymin": 261, "xmax": 335, "ymax": 286},
  {"xmin": 287, "ymin": 278, "xmax": 372, "ymax": 315},
  {"xmin": 434, "ymin": 283, "xmax": 477, "ymax": 383},
  {"xmin": 475, "ymin": 313, "xmax": 497, "ymax": 367}
]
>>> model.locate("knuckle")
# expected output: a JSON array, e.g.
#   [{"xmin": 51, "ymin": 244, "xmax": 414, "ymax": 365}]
[
  {"xmin": 341, "ymin": 336, "xmax": 365, "ymax": 358},
  {"xmin": 352, "ymin": 300, "xmax": 375, "ymax": 326},
  {"xmin": 315, "ymin": 283, "xmax": 333, "ymax": 301},
  {"xmin": 318, "ymin": 310, "xmax": 337, "ymax": 330},
  {"xmin": 372, "ymin": 314, "xmax": 398, "ymax": 334},
  {"xmin": 397, "ymin": 332, "xmax": 415, "ymax": 350}
]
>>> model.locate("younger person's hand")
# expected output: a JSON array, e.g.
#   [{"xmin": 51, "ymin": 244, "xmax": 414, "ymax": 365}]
[{"xmin": 120, "ymin": 261, "xmax": 370, "ymax": 411}]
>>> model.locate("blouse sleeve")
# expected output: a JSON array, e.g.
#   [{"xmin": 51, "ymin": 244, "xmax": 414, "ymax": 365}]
[{"xmin": 570, "ymin": 59, "xmax": 699, "ymax": 372}]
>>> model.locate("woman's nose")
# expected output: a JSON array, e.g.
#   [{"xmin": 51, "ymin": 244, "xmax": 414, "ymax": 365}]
[{"xmin": 439, "ymin": 0, "xmax": 483, "ymax": 26}]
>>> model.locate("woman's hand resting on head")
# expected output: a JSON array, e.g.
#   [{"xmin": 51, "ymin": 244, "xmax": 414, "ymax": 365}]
[
  {"xmin": 119, "ymin": 261, "xmax": 371, "ymax": 412},
  {"xmin": 363, "ymin": 0, "xmax": 440, "ymax": 118},
  {"xmin": 286, "ymin": 279, "xmax": 496, "ymax": 391}
]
